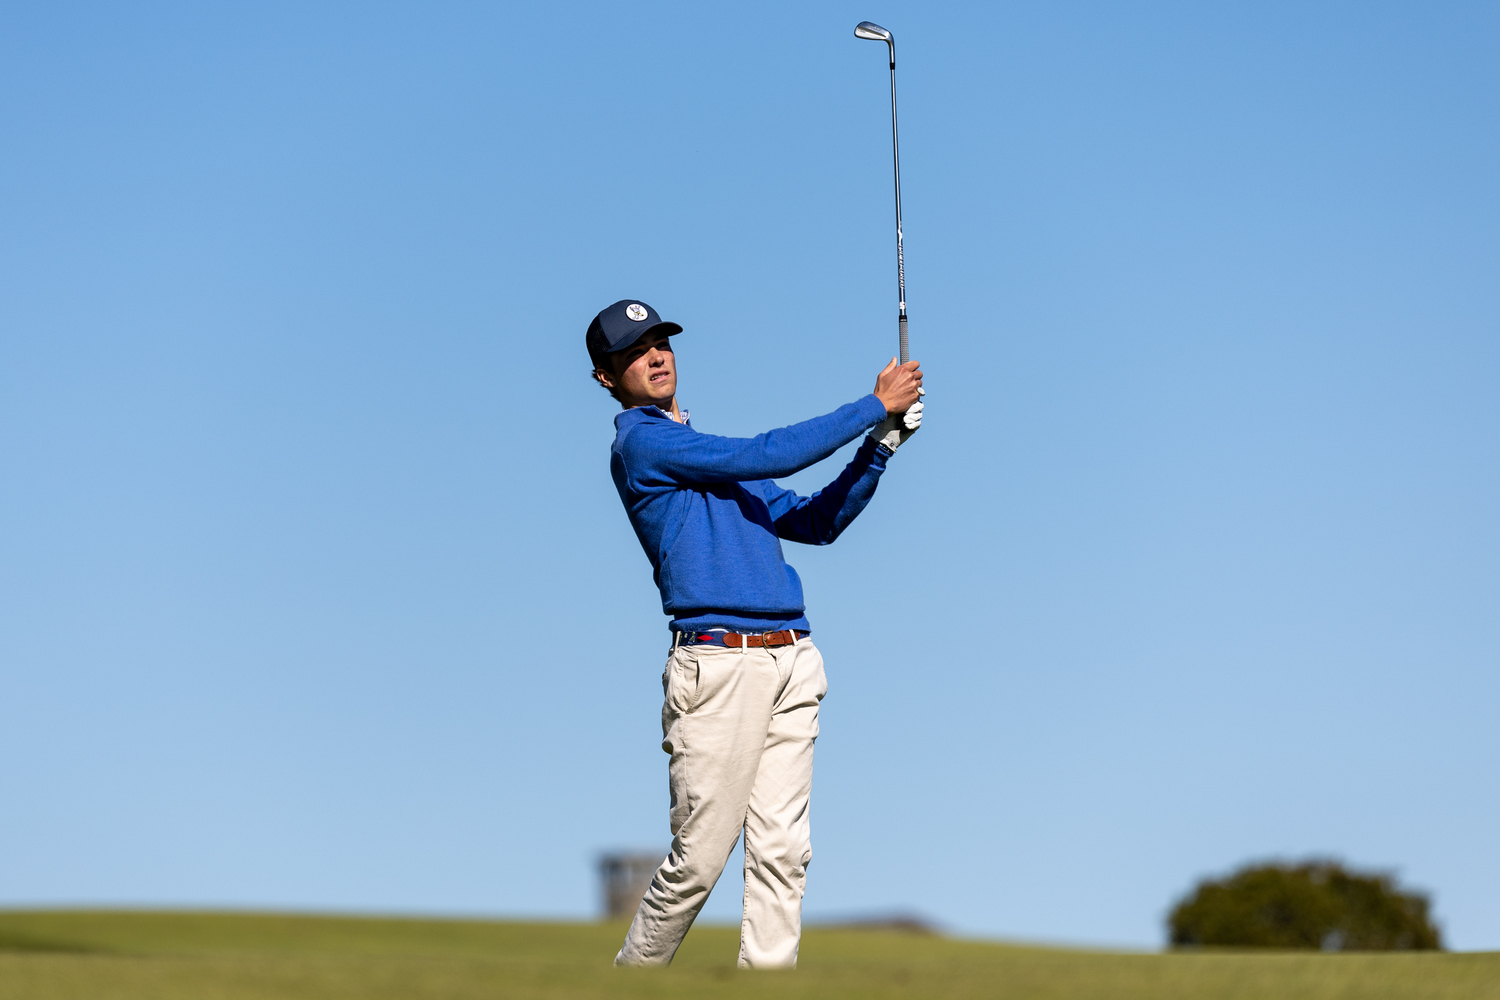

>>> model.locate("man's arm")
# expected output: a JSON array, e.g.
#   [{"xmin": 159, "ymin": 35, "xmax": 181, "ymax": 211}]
[
  {"xmin": 621, "ymin": 395, "xmax": 888, "ymax": 486},
  {"xmin": 748, "ymin": 436, "xmax": 890, "ymax": 546}
]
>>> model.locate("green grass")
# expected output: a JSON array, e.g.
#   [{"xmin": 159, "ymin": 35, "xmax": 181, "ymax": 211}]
[{"xmin": 0, "ymin": 910, "xmax": 1495, "ymax": 1000}]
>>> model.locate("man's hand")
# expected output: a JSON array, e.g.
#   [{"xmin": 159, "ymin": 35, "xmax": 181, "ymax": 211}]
[
  {"xmin": 873, "ymin": 358, "xmax": 923, "ymax": 415},
  {"xmin": 870, "ymin": 400, "xmax": 923, "ymax": 453}
]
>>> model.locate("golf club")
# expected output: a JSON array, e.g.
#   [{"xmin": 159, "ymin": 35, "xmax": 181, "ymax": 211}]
[{"xmin": 854, "ymin": 20, "xmax": 907, "ymax": 364}]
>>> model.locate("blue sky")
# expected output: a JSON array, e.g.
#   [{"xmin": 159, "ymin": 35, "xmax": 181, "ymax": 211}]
[{"xmin": 2, "ymin": 1, "xmax": 1496, "ymax": 950}]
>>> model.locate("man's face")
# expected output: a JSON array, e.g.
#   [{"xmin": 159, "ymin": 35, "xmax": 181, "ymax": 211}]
[{"xmin": 600, "ymin": 329, "xmax": 677, "ymax": 408}]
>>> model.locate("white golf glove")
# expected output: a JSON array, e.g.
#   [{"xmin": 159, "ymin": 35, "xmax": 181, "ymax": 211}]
[{"xmin": 870, "ymin": 398, "xmax": 923, "ymax": 453}]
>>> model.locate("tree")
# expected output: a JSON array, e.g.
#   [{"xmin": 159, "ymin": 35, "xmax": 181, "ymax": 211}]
[{"xmin": 1168, "ymin": 860, "xmax": 1442, "ymax": 951}]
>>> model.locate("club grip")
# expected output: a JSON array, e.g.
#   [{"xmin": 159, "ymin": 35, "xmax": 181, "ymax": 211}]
[{"xmin": 898, "ymin": 315, "xmax": 909, "ymax": 365}]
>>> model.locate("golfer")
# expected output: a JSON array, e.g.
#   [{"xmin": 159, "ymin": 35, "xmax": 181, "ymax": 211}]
[{"xmin": 588, "ymin": 299, "xmax": 924, "ymax": 969}]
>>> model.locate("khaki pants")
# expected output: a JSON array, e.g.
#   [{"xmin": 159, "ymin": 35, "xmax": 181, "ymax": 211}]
[{"xmin": 615, "ymin": 635, "xmax": 827, "ymax": 969}]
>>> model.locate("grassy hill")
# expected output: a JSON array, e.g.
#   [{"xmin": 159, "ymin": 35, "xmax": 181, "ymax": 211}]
[{"xmin": 1, "ymin": 910, "xmax": 1496, "ymax": 1000}]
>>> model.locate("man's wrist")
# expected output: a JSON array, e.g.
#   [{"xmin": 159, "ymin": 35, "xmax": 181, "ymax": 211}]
[{"xmin": 867, "ymin": 417, "xmax": 900, "ymax": 455}]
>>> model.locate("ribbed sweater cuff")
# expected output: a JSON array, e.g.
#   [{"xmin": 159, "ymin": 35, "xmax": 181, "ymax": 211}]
[{"xmin": 858, "ymin": 392, "xmax": 890, "ymax": 425}]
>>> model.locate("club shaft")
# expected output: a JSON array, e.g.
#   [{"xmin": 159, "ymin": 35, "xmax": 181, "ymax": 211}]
[{"xmin": 887, "ymin": 54, "xmax": 906, "ymax": 364}]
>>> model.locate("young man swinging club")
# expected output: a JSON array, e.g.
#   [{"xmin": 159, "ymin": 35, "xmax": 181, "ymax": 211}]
[{"xmin": 588, "ymin": 298, "xmax": 924, "ymax": 969}]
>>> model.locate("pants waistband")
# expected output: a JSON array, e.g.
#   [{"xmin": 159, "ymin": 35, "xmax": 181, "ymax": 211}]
[{"xmin": 674, "ymin": 629, "xmax": 808, "ymax": 649}]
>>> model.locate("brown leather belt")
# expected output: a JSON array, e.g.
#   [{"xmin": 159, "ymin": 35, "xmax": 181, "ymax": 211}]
[{"xmin": 680, "ymin": 629, "xmax": 808, "ymax": 649}]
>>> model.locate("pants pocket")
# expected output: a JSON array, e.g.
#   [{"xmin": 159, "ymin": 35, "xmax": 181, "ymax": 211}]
[{"xmin": 664, "ymin": 647, "xmax": 701, "ymax": 717}]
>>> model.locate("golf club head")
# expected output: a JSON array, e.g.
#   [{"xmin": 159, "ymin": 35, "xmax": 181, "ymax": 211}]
[{"xmin": 855, "ymin": 21, "xmax": 895, "ymax": 66}]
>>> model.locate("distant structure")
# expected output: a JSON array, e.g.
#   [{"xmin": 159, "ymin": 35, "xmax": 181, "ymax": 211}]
[
  {"xmin": 598, "ymin": 852, "xmax": 665, "ymax": 920},
  {"xmin": 810, "ymin": 911, "xmax": 940, "ymax": 934}
]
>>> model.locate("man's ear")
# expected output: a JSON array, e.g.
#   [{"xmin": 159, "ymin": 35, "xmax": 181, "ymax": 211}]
[{"xmin": 594, "ymin": 367, "xmax": 616, "ymax": 389}]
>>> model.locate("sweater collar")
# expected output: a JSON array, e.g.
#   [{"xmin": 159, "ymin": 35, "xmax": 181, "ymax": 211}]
[{"xmin": 615, "ymin": 404, "xmax": 691, "ymax": 429}]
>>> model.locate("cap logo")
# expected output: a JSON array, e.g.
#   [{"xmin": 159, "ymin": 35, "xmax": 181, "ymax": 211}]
[{"xmin": 625, "ymin": 303, "xmax": 648, "ymax": 322}]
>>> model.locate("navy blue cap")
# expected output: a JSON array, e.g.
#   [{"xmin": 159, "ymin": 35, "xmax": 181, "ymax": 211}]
[{"xmin": 586, "ymin": 299, "xmax": 683, "ymax": 369}]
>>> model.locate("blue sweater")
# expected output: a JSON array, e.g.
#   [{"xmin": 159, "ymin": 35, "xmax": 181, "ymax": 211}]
[{"xmin": 610, "ymin": 394, "xmax": 891, "ymax": 633}]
